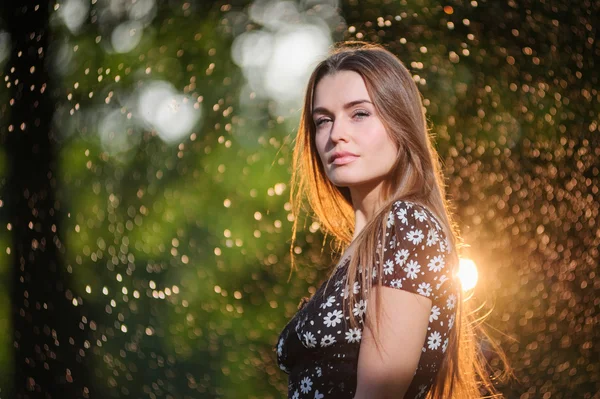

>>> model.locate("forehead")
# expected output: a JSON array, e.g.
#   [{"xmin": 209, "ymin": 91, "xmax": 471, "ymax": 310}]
[{"xmin": 313, "ymin": 70, "xmax": 371, "ymax": 109}]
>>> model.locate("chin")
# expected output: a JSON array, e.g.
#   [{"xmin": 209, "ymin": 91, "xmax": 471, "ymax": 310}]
[
  {"xmin": 327, "ymin": 172, "xmax": 385, "ymax": 190},
  {"xmin": 325, "ymin": 164, "xmax": 381, "ymax": 188},
  {"xmin": 327, "ymin": 176, "xmax": 364, "ymax": 188}
]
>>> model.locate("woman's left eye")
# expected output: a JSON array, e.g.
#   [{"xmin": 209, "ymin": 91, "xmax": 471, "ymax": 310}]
[{"xmin": 353, "ymin": 111, "xmax": 370, "ymax": 119}]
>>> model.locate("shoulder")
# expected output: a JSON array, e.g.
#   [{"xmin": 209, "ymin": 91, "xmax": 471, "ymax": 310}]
[
  {"xmin": 376, "ymin": 199, "xmax": 458, "ymax": 301},
  {"xmin": 384, "ymin": 199, "xmax": 453, "ymax": 258},
  {"xmin": 389, "ymin": 200, "xmax": 444, "ymax": 232}
]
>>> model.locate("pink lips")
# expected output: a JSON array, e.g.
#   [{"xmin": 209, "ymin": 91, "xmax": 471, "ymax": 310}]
[
  {"xmin": 329, "ymin": 151, "xmax": 359, "ymax": 165},
  {"xmin": 332, "ymin": 155, "xmax": 358, "ymax": 165}
]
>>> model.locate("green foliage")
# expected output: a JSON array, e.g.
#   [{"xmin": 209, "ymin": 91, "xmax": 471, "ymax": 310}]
[{"xmin": 1, "ymin": 0, "xmax": 598, "ymax": 397}]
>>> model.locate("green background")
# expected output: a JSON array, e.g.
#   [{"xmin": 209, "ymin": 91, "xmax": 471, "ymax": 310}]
[{"xmin": 0, "ymin": 0, "xmax": 598, "ymax": 397}]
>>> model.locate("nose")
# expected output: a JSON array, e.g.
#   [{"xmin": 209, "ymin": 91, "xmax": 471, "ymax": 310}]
[{"xmin": 329, "ymin": 117, "xmax": 349, "ymax": 144}]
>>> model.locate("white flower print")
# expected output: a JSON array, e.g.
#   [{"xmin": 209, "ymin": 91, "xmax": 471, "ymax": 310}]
[
  {"xmin": 280, "ymin": 363, "xmax": 289, "ymax": 372},
  {"xmin": 320, "ymin": 334, "xmax": 336, "ymax": 347},
  {"xmin": 442, "ymin": 337, "xmax": 449, "ymax": 353},
  {"xmin": 439, "ymin": 237, "xmax": 447, "ymax": 253},
  {"xmin": 303, "ymin": 332, "xmax": 317, "ymax": 348},
  {"xmin": 416, "ymin": 384, "xmax": 428, "ymax": 399},
  {"xmin": 316, "ymin": 366, "xmax": 322, "ymax": 377},
  {"xmin": 292, "ymin": 390, "xmax": 300, "ymax": 399},
  {"xmin": 300, "ymin": 376, "xmax": 313, "ymax": 394},
  {"xmin": 319, "ymin": 295, "xmax": 336, "ymax": 309},
  {"xmin": 447, "ymin": 294, "xmax": 457, "ymax": 310},
  {"xmin": 323, "ymin": 310, "xmax": 343, "ymax": 327},
  {"xmin": 352, "ymin": 281, "xmax": 360, "ymax": 294},
  {"xmin": 427, "ymin": 331, "xmax": 442, "ymax": 350},
  {"xmin": 396, "ymin": 207, "xmax": 408, "ymax": 225},
  {"xmin": 429, "ymin": 305, "xmax": 441, "ymax": 323},
  {"xmin": 390, "ymin": 279, "xmax": 402, "ymax": 289},
  {"xmin": 314, "ymin": 390, "xmax": 324, "ymax": 399},
  {"xmin": 414, "ymin": 209, "xmax": 428, "ymax": 222},
  {"xmin": 389, "ymin": 235, "xmax": 397, "ymax": 249},
  {"xmin": 394, "ymin": 248, "xmax": 410, "ymax": 266},
  {"xmin": 404, "ymin": 260, "xmax": 421, "ymax": 279},
  {"xmin": 436, "ymin": 274, "xmax": 449, "ymax": 289},
  {"xmin": 372, "ymin": 267, "xmax": 377, "ymax": 279},
  {"xmin": 448, "ymin": 314, "xmax": 455, "ymax": 330},
  {"xmin": 387, "ymin": 210, "xmax": 395, "ymax": 227},
  {"xmin": 353, "ymin": 299, "xmax": 367, "ymax": 317},
  {"xmin": 340, "ymin": 286, "xmax": 349, "ymax": 299},
  {"xmin": 426, "ymin": 228, "xmax": 440, "ymax": 247},
  {"xmin": 428, "ymin": 255, "xmax": 445, "ymax": 272},
  {"xmin": 277, "ymin": 337, "xmax": 284, "ymax": 356},
  {"xmin": 406, "ymin": 229, "xmax": 424, "ymax": 245},
  {"xmin": 345, "ymin": 328, "xmax": 362, "ymax": 343},
  {"xmin": 417, "ymin": 282, "xmax": 432, "ymax": 297},
  {"xmin": 383, "ymin": 259, "xmax": 394, "ymax": 275}
]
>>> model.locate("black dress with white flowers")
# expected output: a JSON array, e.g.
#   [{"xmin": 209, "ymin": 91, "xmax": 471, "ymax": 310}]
[{"xmin": 275, "ymin": 200, "xmax": 460, "ymax": 399}]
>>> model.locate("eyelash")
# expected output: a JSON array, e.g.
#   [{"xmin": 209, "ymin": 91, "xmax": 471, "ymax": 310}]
[{"xmin": 315, "ymin": 111, "xmax": 370, "ymax": 127}]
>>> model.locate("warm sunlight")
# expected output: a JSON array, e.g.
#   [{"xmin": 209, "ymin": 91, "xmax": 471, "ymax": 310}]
[{"xmin": 458, "ymin": 258, "xmax": 479, "ymax": 291}]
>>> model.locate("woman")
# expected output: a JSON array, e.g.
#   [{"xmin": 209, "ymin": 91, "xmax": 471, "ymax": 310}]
[{"xmin": 275, "ymin": 42, "xmax": 509, "ymax": 398}]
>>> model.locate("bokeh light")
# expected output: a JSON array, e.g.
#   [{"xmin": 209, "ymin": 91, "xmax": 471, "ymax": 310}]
[
  {"xmin": 1, "ymin": 0, "xmax": 598, "ymax": 398},
  {"xmin": 458, "ymin": 257, "xmax": 478, "ymax": 291}
]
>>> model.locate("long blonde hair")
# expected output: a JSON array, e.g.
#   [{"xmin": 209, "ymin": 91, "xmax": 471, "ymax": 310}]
[{"xmin": 289, "ymin": 41, "xmax": 512, "ymax": 398}]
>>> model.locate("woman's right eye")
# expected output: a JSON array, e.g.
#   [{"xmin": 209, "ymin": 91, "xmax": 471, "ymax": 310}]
[{"xmin": 315, "ymin": 118, "xmax": 330, "ymax": 127}]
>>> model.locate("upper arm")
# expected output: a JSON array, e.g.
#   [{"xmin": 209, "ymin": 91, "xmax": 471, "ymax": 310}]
[
  {"xmin": 354, "ymin": 200, "xmax": 456, "ymax": 398},
  {"xmin": 354, "ymin": 286, "xmax": 431, "ymax": 398}
]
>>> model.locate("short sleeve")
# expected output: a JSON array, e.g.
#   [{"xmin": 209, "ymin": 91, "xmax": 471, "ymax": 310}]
[{"xmin": 373, "ymin": 200, "xmax": 456, "ymax": 302}]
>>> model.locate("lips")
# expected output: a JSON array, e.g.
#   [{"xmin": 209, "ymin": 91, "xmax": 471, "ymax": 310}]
[{"xmin": 329, "ymin": 151, "xmax": 359, "ymax": 165}]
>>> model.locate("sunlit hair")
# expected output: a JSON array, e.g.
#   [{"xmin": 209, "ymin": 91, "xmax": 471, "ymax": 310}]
[{"xmin": 290, "ymin": 41, "xmax": 512, "ymax": 398}]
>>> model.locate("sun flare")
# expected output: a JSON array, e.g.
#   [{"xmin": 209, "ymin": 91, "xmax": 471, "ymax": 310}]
[{"xmin": 458, "ymin": 258, "xmax": 479, "ymax": 291}]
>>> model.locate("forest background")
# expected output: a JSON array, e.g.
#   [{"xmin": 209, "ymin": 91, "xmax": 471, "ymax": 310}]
[{"xmin": 0, "ymin": 0, "xmax": 598, "ymax": 398}]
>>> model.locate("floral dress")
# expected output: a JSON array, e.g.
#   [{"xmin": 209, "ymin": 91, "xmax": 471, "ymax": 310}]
[{"xmin": 275, "ymin": 200, "xmax": 460, "ymax": 399}]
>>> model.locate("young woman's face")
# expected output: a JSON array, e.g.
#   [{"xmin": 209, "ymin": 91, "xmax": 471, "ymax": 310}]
[{"xmin": 312, "ymin": 70, "xmax": 399, "ymax": 193}]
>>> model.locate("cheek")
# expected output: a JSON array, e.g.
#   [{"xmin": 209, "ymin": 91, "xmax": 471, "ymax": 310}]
[
  {"xmin": 363, "ymin": 124, "xmax": 392, "ymax": 150},
  {"xmin": 368, "ymin": 127, "xmax": 398, "ymax": 164},
  {"xmin": 314, "ymin": 135, "xmax": 327, "ymax": 162}
]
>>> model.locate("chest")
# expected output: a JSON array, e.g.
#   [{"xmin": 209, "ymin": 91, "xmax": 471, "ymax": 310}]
[{"xmin": 276, "ymin": 263, "xmax": 363, "ymax": 372}]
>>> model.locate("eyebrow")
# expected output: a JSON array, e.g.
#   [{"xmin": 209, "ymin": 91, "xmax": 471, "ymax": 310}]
[{"xmin": 312, "ymin": 100, "xmax": 373, "ymax": 116}]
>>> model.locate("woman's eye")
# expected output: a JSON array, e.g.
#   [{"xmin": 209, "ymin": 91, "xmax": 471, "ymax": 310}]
[{"xmin": 314, "ymin": 112, "xmax": 367, "ymax": 127}]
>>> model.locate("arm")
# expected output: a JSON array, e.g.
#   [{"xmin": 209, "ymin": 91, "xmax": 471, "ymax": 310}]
[
  {"xmin": 353, "ymin": 200, "xmax": 451, "ymax": 398},
  {"xmin": 353, "ymin": 287, "xmax": 432, "ymax": 399}
]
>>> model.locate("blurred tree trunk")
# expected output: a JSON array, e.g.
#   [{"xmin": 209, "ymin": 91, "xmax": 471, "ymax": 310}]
[{"xmin": 1, "ymin": 2, "xmax": 90, "ymax": 398}]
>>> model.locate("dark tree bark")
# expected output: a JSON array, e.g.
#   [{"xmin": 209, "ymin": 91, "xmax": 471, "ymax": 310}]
[{"xmin": 1, "ymin": 2, "xmax": 91, "ymax": 398}]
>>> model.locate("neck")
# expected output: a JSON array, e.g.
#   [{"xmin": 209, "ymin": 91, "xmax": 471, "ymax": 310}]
[{"xmin": 349, "ymin": 180, "xmax": 387, "ymax": 241}]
